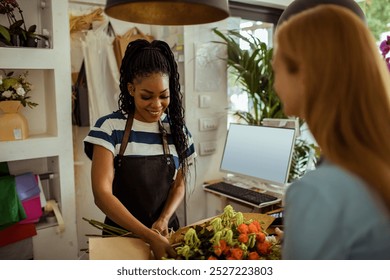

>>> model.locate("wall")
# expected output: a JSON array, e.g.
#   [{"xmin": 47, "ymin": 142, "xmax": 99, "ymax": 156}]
[{"xmin": 182, "ymin": 24, "xmax": 230, "ymax": 222}]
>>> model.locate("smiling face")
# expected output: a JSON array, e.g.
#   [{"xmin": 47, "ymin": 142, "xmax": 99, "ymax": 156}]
[{"xmin": 128, "ymin": 72, "xmax": 170, "ymax": 123}]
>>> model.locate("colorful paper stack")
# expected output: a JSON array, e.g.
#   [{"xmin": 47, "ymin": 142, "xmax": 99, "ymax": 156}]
[{"xmin": 0, "ymin": 163, "xmax": 42, "ymax": 247}]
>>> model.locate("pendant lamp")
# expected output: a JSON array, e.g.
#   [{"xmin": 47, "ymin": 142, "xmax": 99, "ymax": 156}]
[
  {"xmin": 105, "ymin": 0, "xmax": 230, "ymax": 25},
  {"xmin": 277, "ymin": 0, "xmax": 366, "ymax": 26}
]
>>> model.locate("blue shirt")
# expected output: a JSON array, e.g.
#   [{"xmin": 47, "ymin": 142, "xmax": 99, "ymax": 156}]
[{"xmin": 283, "ymin": 161, "xmax": 390, "ymax": 259}]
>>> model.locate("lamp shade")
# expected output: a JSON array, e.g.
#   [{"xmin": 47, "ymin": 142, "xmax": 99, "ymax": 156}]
[
  {"xmin": 277, "ymin": 0, "xmax": 366, "ymax": 26},
  {"xmin": 105, "ymin": 0, "xmax": 230, "ymax": 25}
]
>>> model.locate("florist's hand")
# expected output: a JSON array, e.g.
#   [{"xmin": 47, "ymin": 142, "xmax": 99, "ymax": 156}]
[
  {"xmin": 274, "ymin": 227, "xmax": 284, "ymax": 242},
  {"xmin": 151, "ymin": 218, "xmax": 170, "ymax": 237},
  {"xmin": 148, "ymin": 232, "xmax": 176, "ymax": 260}
]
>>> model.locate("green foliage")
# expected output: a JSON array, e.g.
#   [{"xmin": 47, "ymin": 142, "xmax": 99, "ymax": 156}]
[
  {"xmin": 212, "ymin": 28, "xmax": 284, "ymax": 125},
  {"xmin": 0, "ymin": 0, "xmax": 48, "ymax": 47},
  {"xmin": 0, "ymin": 70, "xmax": 38, "ymax": 108},
  {"xmin": 212, "ymin": 28, "xmax": 317, "ymax": 181},
  {"xmin": 358, "ymin": 0, "xmax": 390, "ymax": 40}
]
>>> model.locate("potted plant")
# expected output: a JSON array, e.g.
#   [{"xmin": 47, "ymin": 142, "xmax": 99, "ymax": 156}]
[
  {"xmin": 0, "ymin": 69, "xmax": 37, "ymax": 108},
  {"xmin": 0, "ymin": 69, "xmax": 37, "ymax": 140},
  {"xmin": 0, "ymin": 0, "xmax": 48, "ymax": 47},
  {"xmin": 212, "ymin": 28, "xmax": 318, "ymax": 181}
]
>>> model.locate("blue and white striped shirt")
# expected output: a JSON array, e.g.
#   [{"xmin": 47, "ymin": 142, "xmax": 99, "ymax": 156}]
[{"xmin": 84, "ymin": 111, "xmax": 196, "ymax": 172}]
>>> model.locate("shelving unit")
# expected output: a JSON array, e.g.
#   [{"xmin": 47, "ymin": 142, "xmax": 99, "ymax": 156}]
[{"xmin": 0, "ymin": 0, "xmax": 78, "ymax": 259}]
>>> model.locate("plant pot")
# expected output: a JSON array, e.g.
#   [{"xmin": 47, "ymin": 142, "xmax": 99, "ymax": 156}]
[
  {"xmin": 26, "ymin": 37, "xmax": 38, "ymax": 48},
  {"xmin": 10, "ymin": 34, "xmax": 21, "ymax": 46},
  {"xmin": 10, "ymin": 34, "xmax": 38, "ymax": 48},
  {"xmin": 0, "ymin": 100, "xmax": 29, "ymax": 141}
]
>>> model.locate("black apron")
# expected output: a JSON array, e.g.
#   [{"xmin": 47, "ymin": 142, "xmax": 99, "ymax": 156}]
[{"xmin": 104, "ymin": 113, "xmax": 179, "ymax": 232}]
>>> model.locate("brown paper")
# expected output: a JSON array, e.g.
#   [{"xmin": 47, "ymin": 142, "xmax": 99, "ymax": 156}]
[{"xmin": 89, "ymin": 237, "xmax": 153, "ymax": 260}]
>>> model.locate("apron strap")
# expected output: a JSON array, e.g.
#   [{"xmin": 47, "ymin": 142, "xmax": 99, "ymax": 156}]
[
  {"xmin": 119, "ymin": 112, "xmax": 171, "ymax": 156},
  {"xmin": 158, "ymin": 120, "xmax": 170, "ymax": 155},
  {"xmin": 119, "ymin": 112, "xmax": 134, "ymax": 156}
]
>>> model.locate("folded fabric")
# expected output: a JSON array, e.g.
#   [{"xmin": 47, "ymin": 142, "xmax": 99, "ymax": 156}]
[
  {"xmin": 15, "ymin": 173, "xmax": 40, "ymax": 201},
  {"xmin": 0, "ymin": 175, "xmax": 26, "ymax": 230},
  {"xmin": 0, "ymin": 223, "xmax": 37, "ymax": 247},
  {"xmin": 0, "ymin": 162, "xmax": 9, "ymax": 177},
  {"xmin": 19, "ymin": 195, "xmax": 42, "ymax": 224}
]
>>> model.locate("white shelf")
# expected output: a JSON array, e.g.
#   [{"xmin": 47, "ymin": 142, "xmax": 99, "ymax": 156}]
[
  {"xmin": 0, "ymin": 49, "xmax": 57, "ymax": 69},
  {"xmin": 0, "ymin": 0, "xmax": 78, "ymax": 259},
  {"xmin": 0, "ymin": 136, "xmax": 63, "ymax": 161}
]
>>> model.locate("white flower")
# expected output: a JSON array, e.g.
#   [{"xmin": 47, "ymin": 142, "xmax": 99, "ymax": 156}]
[
  {"xmin": 0, "ymin": 75, "xmax": 3, "ymax": 85},
  {"xmin": 15, "ymin": 85, "xmax": 26, "ymax": 96},
  {"xmin": 2, "ymin": 90, "xmax": 13, "ymax": 98}
]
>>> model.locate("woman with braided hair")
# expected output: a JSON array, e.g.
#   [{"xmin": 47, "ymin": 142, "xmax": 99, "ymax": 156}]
[{"xmin": 84, "ymin": 39, "xmax": 196, "ymax": 259}]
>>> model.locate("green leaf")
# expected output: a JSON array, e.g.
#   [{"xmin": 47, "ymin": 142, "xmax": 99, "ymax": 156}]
[
  {"xmin": 2, "ymin": 78, "xmax": 18, "ymax": 89},
  {"xmin": 28, "ymin": 25, "xmax": 37, "ymax": 33},
  {"xmin": 0, "ymin": 25, "xmax": 11, "ymax": 42}
]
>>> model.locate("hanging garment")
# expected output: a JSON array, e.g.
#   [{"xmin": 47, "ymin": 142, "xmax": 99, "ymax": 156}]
[
  {"xmin": 113, "ymin": 26, "xmax": 154, "ymax": 69},
  {"xmin": 81, "ymin": 21, "xmax": 119, "ymax": 126},
  {"xmin": 72, "ymin": 60, "xmax": 90, "ymax": 126},
  {"xmin": 104, "ymin": 113, "xmax": 179, "ymax": 232},
  {"xmin": 69, "ymin": 8, "xmax": 105, "ymax": 34}
]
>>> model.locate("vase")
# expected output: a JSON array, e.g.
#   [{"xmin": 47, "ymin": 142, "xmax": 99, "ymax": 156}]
[{"xmin": 0, "ymin": 100, "xmax": 29, "ymax": 141}]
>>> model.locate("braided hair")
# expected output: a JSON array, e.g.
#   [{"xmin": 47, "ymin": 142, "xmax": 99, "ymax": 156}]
[{"xmin": 118, "ymin": 39, "xmax": 189, "ymax": 176}]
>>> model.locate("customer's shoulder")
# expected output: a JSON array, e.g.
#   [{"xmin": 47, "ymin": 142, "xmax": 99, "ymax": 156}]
[{"xmin": 290, "ymin": 161, "xmax": 366, "ymax": 196}]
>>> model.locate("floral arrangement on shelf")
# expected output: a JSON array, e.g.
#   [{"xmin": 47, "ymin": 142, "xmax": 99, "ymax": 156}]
[
  {"xmin": 380, "ymin": 35, "xmax": 390, "ymax": 72},
  {"xmin": 0, "ymin": 70, "xmax": 38, "ymax": 108},
  {"xmin": 0, "ymin": 0, "xmax": 48, "ymax": 47},
  {"xmin": 169, "ymin": 205, "xmax": 281, "ymax": 260}
]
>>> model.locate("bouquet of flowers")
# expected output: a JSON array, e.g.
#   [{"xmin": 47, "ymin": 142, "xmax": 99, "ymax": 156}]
[
  {"xmin": 0, "ymin": 70, "xmax": 37, "ymax": 108},
  {"xmin": 169, "ymin": 205, "xmax": 281, "ymax": 260},
  {"xmin": 84, "ymin": 205, "xmax": 282, "ymax": 260}
]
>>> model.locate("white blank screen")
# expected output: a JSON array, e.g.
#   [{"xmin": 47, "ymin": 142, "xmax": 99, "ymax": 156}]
[{"xmin": 220, "ymin": 123, "xmax": 296, "ymax": 185}]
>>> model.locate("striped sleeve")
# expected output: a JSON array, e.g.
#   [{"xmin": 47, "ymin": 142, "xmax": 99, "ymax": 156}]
[{"xmin": 83, "ymin": 112, "xmax": 126, "ymax": 160}]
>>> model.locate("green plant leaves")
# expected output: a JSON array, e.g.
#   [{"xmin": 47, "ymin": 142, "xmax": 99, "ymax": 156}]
[
  {"xmin": 0, "ymin": 25, "xmax": 10, "ymax": 43},
  {"xmin": 212, "ymin": 28, "xmax": 319, "ymax": 181}
]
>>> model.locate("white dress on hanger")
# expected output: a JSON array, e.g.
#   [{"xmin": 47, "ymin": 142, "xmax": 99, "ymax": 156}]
[{"xmin": 81, "ymin": 21, "xmax": 120, "ymax": 126}]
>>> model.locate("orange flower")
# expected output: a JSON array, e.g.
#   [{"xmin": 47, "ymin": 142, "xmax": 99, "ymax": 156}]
[
  {"xmin": 256, "ymin": 232, "xmax": 266, "ymax": 243},
  {"xmin": 230, "ymin": 247, "xmax": 244, "ymax": 260},
  {"xmin": 252, "ymin": 220, "xmax": 262, "ymax": 232},
  {"xmin": 256, "ymin": 240, "xmax": 271, "ymax": 255},
  {"xmin": 248, "ymin": 222, "xmax": 259, "ymax": 233},
  {"xmin": 208, "ymin": 255, "xmax": 218, "ymax": 260},
  {"xmin": 238, "ymin": 233, "xmax": 249, "ymax": 243},
  {"xmin": 214, "ymin": 239, "xmax": 228, "ymax": 257},
  {"xmin": 237, "ymin": 223, "xmax": 249, "ymax": 234},
  {"xmin": 248, "ymin": 251, "xmax": 260, "ymax": 260},
  {"xmin": 213, "ymin": 245, "xmax": 222, "ymax": 256}
]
